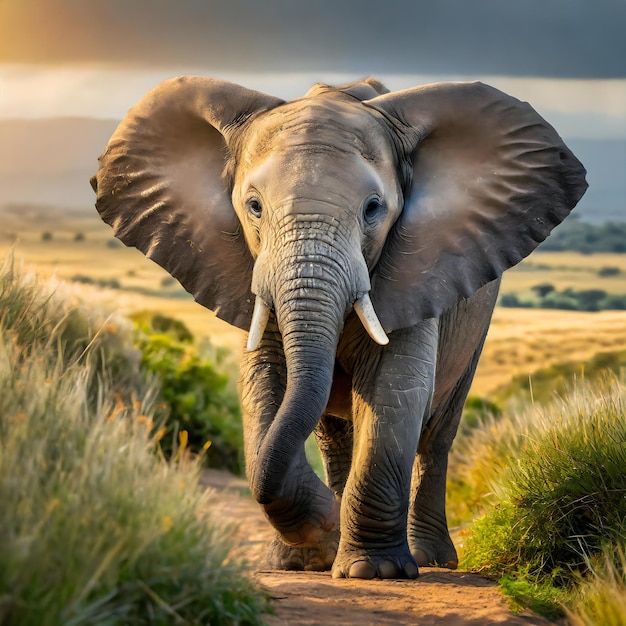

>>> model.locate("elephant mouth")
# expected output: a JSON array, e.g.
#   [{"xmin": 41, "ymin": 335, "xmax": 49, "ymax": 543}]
[{"xmin": 246, "ymin": 292, "xmax": 388, "ymax": 351}]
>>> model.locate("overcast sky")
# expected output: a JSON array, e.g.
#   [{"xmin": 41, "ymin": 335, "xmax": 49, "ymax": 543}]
[
  {"xmin": 1, "ymin": 0, "xmax": 625, "ymax": 77},
  {"xmin": 1, "ymin": 0, "xmax": 625, "ymax": 140}
]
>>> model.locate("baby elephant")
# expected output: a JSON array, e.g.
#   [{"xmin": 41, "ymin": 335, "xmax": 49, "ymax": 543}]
[{"xmin": 92, "ymin": 77, "xmax": 587, "ymax": 579}]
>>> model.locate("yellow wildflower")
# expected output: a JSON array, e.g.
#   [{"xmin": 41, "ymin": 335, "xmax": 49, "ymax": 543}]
[{"xmin": 154, "ymin": 427, "xmax": 167, "ymax": 441}]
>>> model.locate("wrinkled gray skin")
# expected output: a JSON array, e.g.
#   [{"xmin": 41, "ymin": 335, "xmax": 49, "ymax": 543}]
[{"xmin": 92, "ymin": 77, "xmax": 587, "ymax": 579}]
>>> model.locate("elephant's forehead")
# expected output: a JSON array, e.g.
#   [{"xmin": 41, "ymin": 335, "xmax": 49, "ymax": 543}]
[{"xmin": 248, "ymin": 98, "xmax": 388, "ymax": 159}]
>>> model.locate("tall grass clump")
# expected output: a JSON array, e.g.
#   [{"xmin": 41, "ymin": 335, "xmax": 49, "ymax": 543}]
[
  {"xmin": 567, "ymin": 547, "xmax": 626, "ymax": 626},
  {"xmin": 457, "ymin": 377, "xmax": 626, "ymax": 618},
  {"xmin": 0, "ymin": 258, "xmax": 268, "ymax": 625}
]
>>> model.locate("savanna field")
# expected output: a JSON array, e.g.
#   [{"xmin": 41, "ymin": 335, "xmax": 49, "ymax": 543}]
[{"xmin": 1, "ymin": 206, "xmax": 626, "ymax": 624}]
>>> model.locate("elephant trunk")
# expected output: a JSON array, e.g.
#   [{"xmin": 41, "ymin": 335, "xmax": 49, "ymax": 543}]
[
  {"xmin": 252, "ymin": 327, "xmax": 337, "ymax": 504},
  {"xmin": 249, "ymin": 218, "xmax": 361, "ymax": 504}
]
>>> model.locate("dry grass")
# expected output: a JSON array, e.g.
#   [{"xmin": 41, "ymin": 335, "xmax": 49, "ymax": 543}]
[
  {"xmin": 0, "ymin": 258, "xmax": 269, "ymax": 625},
  {"xmin": 471, "ymin": 250, "xmax": 626, "ymax": 394},
  {"xmin": 474, "ymin": 307, "xmax": 626, "ymax": 395},
  {"xmin": 501, "ymin": 251, "xmax": 626, "ymax": 294},
  {"xmin": 0, "ymin": 211, "xmax": 244, "ymax": 351}
]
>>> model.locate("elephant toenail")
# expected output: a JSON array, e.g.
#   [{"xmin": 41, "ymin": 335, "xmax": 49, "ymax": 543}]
[
  {"xmin": 378, "ymin": 561, "xmax": 398, "ymax": 578},
  {"xmin": 412, "ymin": 548, "xmax": 431, "ymax": 567},
  {"xmin": 348, "ymin": 560, "xmax": 376, "ymax": 579},
  {"xmin": 404, "ymin": 562, "xmax": 419, "ymax": 578}
]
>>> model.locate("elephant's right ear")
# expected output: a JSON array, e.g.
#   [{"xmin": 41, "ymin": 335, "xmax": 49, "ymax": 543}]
[
  {"xmin": 92, "ymin": 76, "xmax": 284, "ymax": 330},
  {"xmin": 365, "ymin": 82, "xmax": 588, "ymax": 332}
]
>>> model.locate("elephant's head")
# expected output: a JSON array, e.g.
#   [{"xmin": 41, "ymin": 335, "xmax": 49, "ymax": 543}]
[{"xmin": 92, "ymin": 76, "xmax": 586, "ymax": 503}]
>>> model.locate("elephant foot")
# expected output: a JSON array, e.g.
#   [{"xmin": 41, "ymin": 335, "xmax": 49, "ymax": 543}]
[
  {"xmin": 262, "ymin": 492, "xmax": 341, "ymax": 547},
  {"xmin": 410, "ymin": 537, "xmax": 458, "ymax": 569},
  {"xmin": 265, "ymin": 532, "xmax": 339, "ymax": 571},
  {"xmin": 331, "ymin": 546, "xmax": 419, "ymax": 580}
]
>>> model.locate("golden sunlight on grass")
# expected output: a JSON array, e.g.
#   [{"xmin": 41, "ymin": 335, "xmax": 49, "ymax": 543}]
[
  {"xmin": 471, "ymin": 250, "xmax": 626, "ymax": 395},
  {"xmin": 473, "ymin": 308, "xmax": 626, "ymax": 395},
  {"xmin": 501, "ymin": 251, "xmax": 626, "ymax": 295}
]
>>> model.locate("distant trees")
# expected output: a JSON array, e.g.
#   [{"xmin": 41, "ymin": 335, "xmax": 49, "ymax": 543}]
[
  {"xmin": 598, "ymin": 266, "xmax": 621, "ymax": 277},
  {"xmin": 540, "ymin": 220, "xmax": 626, "ymax": 253},
  {"xmin": 531, "ymin": 283, "xmax": 555, "ymax": 298},
  {"xmin": 500, "ymin": 287, "xmax": 626, "ymax": 311}
]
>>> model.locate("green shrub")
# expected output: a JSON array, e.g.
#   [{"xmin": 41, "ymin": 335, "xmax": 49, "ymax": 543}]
[
  {"xmin": 538, "ymin": 290, "xmax": 581, "ymax": 310},
  {"xmin": 531, "ymin": 283, "xmax": 555, "ymax": 298},
  {"xmin": 459, "ymin": 395, "xmax": 501, "ymax": 434},
  {"xmin": 133, "ymin": 311, "xmax": 193, "ymax": 343},
  {"xmin": 601, "ymin": 294, "xmax": 626, "ymax": 310},
  {"xmin": 132, "ymin": 313, "xmax": 244, "ymax": 474},
  {"xmin": 71, "ymin": 275, "xmax": 121, "ymax": 290},
  {"xmin": 460, "ymin": 377, "xmax": 626, "ymax": 617},
  {"xmin": 0, "ymin": 259, "xmax": 268, "ymax": 625},
  {"xmin": 160, "ymin": 276, "xmax": 178, "ymax": 288},
  {"xmin": 499, "ymin": 293, "xmax": 524, "ymax": 308}
]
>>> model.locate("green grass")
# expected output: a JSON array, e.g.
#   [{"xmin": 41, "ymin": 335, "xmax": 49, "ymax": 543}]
[
  {"xmin": 0, "ymin": 257, "xmax": 268, "ymax": 625},
  {"xmin": 567, "ymin": 547, "xmax": 626, "ymax": 626},
  {"xmin": 455, "ymin": 376, "xmax": 626, "ymax": 619},
  {"xmin": 493, "ymin": 348, "xmax": 626, "ymax": 406}
]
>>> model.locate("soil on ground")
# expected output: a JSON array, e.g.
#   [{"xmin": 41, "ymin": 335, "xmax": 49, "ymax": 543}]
[{"xmin": 202, "ymin": 470, "xmax": 554, "ymax": 626}]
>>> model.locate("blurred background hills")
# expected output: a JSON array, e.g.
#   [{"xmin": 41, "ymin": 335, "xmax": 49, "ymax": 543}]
[{"xmin": 0, "ymin": 117, "xmax": 623, "ymax": 222}]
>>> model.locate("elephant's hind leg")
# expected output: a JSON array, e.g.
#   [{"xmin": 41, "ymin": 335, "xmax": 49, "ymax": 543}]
[
  {"xmin": 408, "ymin": 346, "xmax": 483, "ymax": 569},
  {"xmin": 315, "ymin": 413, "xmax": 353, "ymax": 498}
]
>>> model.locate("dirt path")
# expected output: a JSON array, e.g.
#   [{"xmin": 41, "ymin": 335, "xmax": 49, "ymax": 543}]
[{"xmin": 202, "ymin": 470, "xmax": 552, "ymax": 626}]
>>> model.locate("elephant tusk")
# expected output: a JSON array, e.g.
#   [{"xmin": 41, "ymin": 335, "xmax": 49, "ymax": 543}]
[
  {"xmin": 354, "ymin": 293, "xmax": 389, "ymax": 346},
  {"xmin": 247, "ymin": 296, "xmax": 271, "ymax": 351}
]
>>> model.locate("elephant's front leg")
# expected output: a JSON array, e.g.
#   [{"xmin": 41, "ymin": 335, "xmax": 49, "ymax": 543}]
[
  {"xmin": 333, "ymin": 319, "xmax": 438, "ymax": 579},
  {"xmin": 239, "ymin": 321, "xmax": 339, "ymax": 570},
  {"xmin": 259, "ymin": 413, "xmax": 351, "ymax": 571}
]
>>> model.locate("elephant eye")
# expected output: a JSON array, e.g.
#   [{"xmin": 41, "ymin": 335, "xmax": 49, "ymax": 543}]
[
  {"xmin": 247, "ymin": 198, "xmax": 263, "ymax": 219},
  {"xmin": 363, "ymin": 196, "xmax": 384, "ymax": 224}
]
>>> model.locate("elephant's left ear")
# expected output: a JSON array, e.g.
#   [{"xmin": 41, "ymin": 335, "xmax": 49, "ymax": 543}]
[
  {"xmin": 364, "ymin": 82, "xmax": 588, "ymax": 332},
  {"xmin": 92, "ymin": 76, "xmax": 284, "ymax": 330}
]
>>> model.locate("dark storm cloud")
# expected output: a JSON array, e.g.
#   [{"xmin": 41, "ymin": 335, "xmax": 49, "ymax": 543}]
[{"xmin": 1, "ymin": 0, "xmax": 624, "ymax": 78}]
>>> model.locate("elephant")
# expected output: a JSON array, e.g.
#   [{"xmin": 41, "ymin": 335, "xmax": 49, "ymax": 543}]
[{"xmin": 91, "ymin": 76, "xmax": 587, "ymax": 579}]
